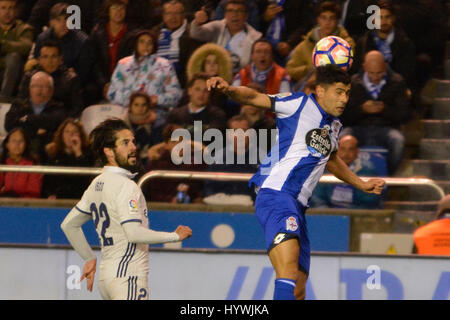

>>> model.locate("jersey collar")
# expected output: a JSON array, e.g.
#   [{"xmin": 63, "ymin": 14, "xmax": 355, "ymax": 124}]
[{"xmin": 103, "ymin": 166, "xmax": 138, "ymax": 179}]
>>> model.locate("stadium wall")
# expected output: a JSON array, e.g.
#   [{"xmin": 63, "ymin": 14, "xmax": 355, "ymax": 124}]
[{"xmin": 0, "ymin": 245, "xmax": 448, "ymax": 300}]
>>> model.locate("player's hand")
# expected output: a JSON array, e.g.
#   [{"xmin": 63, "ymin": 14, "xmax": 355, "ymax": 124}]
[
  {"xmin": 361, "ymin": 178, "xmax": 385, "ymax": 194},
  {"xmin": 175, "ymin": 225, "xmax": 192, "ymax": 241},
  {"xmin": 80, "ymin": 258, "xmax": 97, "ymax": 292},
  {"xmin": 206, "ymin": 76, "xmax": 229, "ymax": 94}
]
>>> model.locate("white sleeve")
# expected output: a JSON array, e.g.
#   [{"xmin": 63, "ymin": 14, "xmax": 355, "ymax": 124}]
[
  {"xmin": 61, "ymin": 207, "xmax": 96, "ymax": 262},
  {"xmin": 122, "ymin": 222, "xmax": 180, "ymax": 244},
  {"xmin": 268, "ymin": 92, "xmax": 305, "ymax": 118}
]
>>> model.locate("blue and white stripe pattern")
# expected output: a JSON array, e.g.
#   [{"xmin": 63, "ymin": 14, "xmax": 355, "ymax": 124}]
[
  {"xmin": 116, "ymin": 243, "xmax": 136, "ymax": 278},
  {"xmin": 249, "ymin": 92, "xmax": 342, "ymax": 206}
]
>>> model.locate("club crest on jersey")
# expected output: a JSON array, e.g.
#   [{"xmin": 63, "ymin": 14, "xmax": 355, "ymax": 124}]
[
  {"xmin": 306, "ymin": 128, "xmax": 332, "ymax": 158},
  {"xmin": 286, "ymin": 216, "xmax": 298, "ymax": 232},
  {"xmin": 129, "ymin": 199, "xmax": 138, "ymax": 209}
]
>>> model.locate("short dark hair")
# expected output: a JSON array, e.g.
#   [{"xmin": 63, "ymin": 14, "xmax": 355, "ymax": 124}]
[
  {"xmin": 49, "ymin": 2, "xmax": 69, "ymax": 20},
  {"xmin": 39, "ymin": 40, "xmax": 62, "ymax": 56},
  {"xmin": 186, "ymin": 72, "xmax": 210, "ymax": 88},
  {"xmin": 128, "ymin": 91, "xmax": 151, "ymax": 109},
  {"xmin": 316, "ymin": 1, "xmax": 341, "ymax": 19},
  {"xmin": 315, "ymin": 64, "xmax": 351, "ymax": 87},
  {"xmin": 89, "ymin": 118, "xmax": 131, "ymax": 165},
  {"xmin": 251, "ymin": 38, "xmax": 274, "ymax": 56},
  {"xmin": 225, "ymin": 0, "xmax": 248, "ymax": 12},
  {"xmin": 377, "ymin": 0, "xmax": 395, "ymax": 15}
]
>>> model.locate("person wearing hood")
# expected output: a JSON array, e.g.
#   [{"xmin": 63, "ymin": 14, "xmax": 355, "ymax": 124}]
[{"xmin": 286, "ymin": 1, "xmax": 355, "ymax": 84}]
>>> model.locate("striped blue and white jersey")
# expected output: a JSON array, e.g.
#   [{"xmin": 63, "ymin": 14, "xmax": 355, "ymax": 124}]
[
  {"xmin": 75, "ymin": 166, "xmax": 149, "ymax": 280},
  {"xmin": 249, "ymin": 92, "xmax": 342, "ymax": 207}
]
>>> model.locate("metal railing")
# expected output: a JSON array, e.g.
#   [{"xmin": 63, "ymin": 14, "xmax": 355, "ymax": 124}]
[{"xmin": 0, "ymin": 165, "xmax": 445, "ymax": 199}]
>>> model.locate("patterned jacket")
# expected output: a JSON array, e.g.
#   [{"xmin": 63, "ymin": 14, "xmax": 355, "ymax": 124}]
[{"xmin": 107, "ymin": 54, "xmax": 182, "ymax": 110}]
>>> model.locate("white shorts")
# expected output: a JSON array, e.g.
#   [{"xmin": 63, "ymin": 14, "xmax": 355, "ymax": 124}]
[{"xmin": 98, "ymin": 275, "xmax": 149, "ymax": 300}]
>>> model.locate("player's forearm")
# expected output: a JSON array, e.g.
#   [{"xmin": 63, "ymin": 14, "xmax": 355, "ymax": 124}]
[
  {"xmin": 225, "ymin": 86, "xmax": 270, "ymax": 109},
  {"xmin": 326, "ymin": 154, "xmax": 365, "ymax": 190},
  {"xmin": 123, "ymin": 223, "xmax": 180, "ymax": 244},
  {"xmin": 61, "ymin": 208, "xmax": 97, "ymax": 261}
]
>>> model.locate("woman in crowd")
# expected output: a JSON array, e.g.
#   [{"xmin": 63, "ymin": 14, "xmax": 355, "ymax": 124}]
[
  {"xmin": 123, "ymin": 91, "xmax": 162, "ymax": 166},
  {"xmin": 107, "ymin": 29, "xmax": 182, "ymax": 129},
  {"xmin": 42, "ymin": 118, "xmax": 94, "ymax": 199},
  {"xmin": 90, "ymin": 0, "xmax": 135, "ymax": 102},
  {"xmin": 186, "ymin": 43, "xmax": 233, "ymax": 112},
  {"xmin": 0, "ymin": 128, "xmax": 42, "ymax": 198}
]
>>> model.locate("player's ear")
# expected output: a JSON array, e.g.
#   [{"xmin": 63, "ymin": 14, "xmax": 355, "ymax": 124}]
[
  {"xmin": 315, "ymin": 84, "xmax": 326, "ymax": 99},
  {"xmin": 103, "ymin": 147, "xmax": 114, "ymax": 159}
]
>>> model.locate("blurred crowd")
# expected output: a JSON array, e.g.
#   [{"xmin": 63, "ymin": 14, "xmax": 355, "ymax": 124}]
[{"xmin": 0, "ymin": 0, "xmax": 448, "ymax": 207}]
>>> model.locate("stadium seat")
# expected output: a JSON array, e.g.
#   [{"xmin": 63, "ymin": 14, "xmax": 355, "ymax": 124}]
[
  {"xmin": 80, "ymin": 104, "xmax": 127, "ymax": 135},
  {"xmin": 360, "ymin": 146, "xmax": 388, "ymax": 176}
]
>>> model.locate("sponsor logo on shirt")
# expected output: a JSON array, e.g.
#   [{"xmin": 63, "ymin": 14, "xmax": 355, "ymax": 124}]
[{"xmin": 305, "ymin": 128, "xmax": 332, "ymax": 158}]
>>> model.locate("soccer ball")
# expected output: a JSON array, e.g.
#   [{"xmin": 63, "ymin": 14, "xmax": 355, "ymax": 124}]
[{"xmin": 312, "ymin": 36, "xmax": 353, "ymax": 70}]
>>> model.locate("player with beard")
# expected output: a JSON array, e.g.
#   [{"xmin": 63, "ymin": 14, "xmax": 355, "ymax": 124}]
[{"xmin": 61, "ymin": 118, "xmax": 192, "ymax": 300}]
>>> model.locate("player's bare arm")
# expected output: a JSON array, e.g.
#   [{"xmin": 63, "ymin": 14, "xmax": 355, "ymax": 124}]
[
  {"xmin": 326, "ymin": 152, "xmax": 385, "ymax": 194},
  {"xmin": 207, "ymin": 76, "xmax": 271, "ymax": 109}
]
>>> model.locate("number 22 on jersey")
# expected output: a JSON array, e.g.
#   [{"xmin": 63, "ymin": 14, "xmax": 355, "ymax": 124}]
[{"xmin": 91, "ymin": 202, "xmax": 114, "ymax": 246}]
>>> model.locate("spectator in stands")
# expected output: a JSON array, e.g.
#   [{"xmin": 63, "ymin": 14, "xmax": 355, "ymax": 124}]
[
  {"xmin": 186, "ymin": 43, "xmax": 233, "ymax": 113},
  {"xmin": 353, "ymin": 0, "xmax": 416, "ymax": 90},
  {"xmin": 145, "ymin": 123, "xmax": 206, "ymax": 203},
  {"xmin": 108, "ymin": 29, "xmax": 182, "ymax": 130},
  {"xmin": 309, "ymin": 135, "xmax": 385, "ymax": 209},
  {"xmin": 413, "ymin": 194, "xmax": 450, "ymax": 256},
  {"xmin": 18, "ymin": 40, "xmax": 84, "ymax": 118},
  {"xmin": 27, "ymin": 2, "xmax": 93, "ymax": 84},
  {"xmin": 89, "ymin": 0, "xmax": 134, "ymax": 103},
  {"xmin": 186, "ymin": 42, "xmax": 233, "ymax": 84},
  {"xmin": 286, "ymin": 1, "xmax": 355, "ymax": 86},
  {"xmin": 5, "ymin": 71, "xmax": 66, "ymax": 160},
  {"xmin": 27, "ymin": 0, "xmax": 102, "ymax": 35},
  {"xmin": 167, "ymin": 72, "xmax": 227, "ymax": 135},
  {"xmin": 190, "ymin": 0, "xmax": 262, "ymax": 74},
  {"xmin": 340, "ymin": 50, "xmax": 410, "ymax": 175},
  {"xmin": 259, "ymin": 0, "xmax": 316, "ymax": 65},
  {"xmin": 0, "ymin": 127, "xmax": 42, "ymax": 198},
  {"xmin": 123, "ymin": 91, "xmax": 160, "ymax": 166},
  {"xmin": 232, "ymin": 38, "xmax": 291, "ymax": 94},
  {"xmin": 0, "ymin": 0, "xmax": 34, "ymax": 102},
  {"xmin": 152, "ymin": 0, "xmax": 204, "ymax": 88},
  {"xmin": 213, "ymin": 0, "xmax": 262, "ymax": 31},
  {"xmin": 203, "ymin": 114, "xmax": 258, "ymax": 206},
  {"xmin": 42, "ymin": 118, "xmax": 93, "ymax": 199}
]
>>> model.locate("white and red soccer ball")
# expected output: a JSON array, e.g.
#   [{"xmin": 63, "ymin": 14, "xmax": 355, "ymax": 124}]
[{"xmin": 312, "ymin": 36, "xmax": 353, "ymax": 70}]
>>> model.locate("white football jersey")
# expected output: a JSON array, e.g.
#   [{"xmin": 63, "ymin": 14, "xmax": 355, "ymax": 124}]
[{"xmin": 74, "ymin": 166, "xmax": 149, "ymax": 280}]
